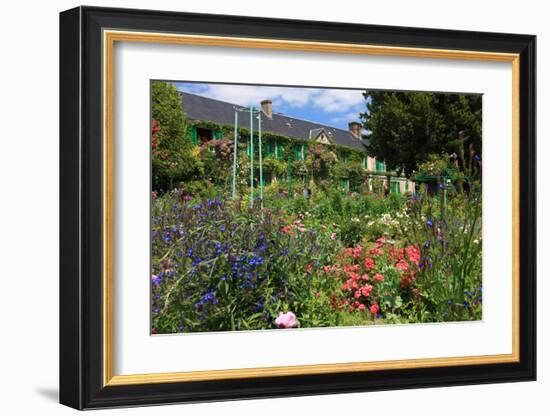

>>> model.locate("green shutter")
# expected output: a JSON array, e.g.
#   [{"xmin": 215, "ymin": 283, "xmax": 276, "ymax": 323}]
[
  {"xmin": 302, "ymin": 144, "xmax": 307, "ymax": 159},
  {"xmin": 390, "ymin": 181, "xmax": 400, "ymax": 194},
  {"xmin": 294, "ymin": 144, "xmax": 301, "ymax": 160},
  {"xmin": 267, "ymin": 141, "xmax": 275, "ymax": 157},
  {"xmin": 376, "ymin": 160, "xmax": 385, "ymax": 172},
  {"xmin": 214, "ymin": 130, "xmax": 222, "ymax": 140},
  {"xmin": 277, "ymin": 142, "xmax": 283, "ymax": 160},
  {"xmin": 190, "ymin": 126, "xmax": 198, "ymax": 145}
]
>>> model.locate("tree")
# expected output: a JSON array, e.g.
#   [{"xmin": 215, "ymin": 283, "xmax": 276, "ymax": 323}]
[
  {"xmin": 360, "ymin": 91, "xmax": 482, "ymax": 177},
  {"xmin": 151, "ymin": 81, "xmax": 201, "ymax": 190}
]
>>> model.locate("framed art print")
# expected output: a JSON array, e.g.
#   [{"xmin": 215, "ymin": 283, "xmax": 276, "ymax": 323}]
[{"xmin": 59, "ymin": 6, "xmax": 536, "ymax": 410}]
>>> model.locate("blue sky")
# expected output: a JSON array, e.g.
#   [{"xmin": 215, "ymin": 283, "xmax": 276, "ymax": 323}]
[{"xmin": 173, "ymin": 82, "xmax": 368, "ymax": 130}]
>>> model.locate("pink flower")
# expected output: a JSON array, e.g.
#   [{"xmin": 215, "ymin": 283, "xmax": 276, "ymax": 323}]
[
  {"xmin": 361, "ymin": 284, "xmax": 373, "ymax": 297},
  {"xmin": 330, "ymin": 232, "xmax": 337, "ymax": 241},
  {"xmin": 369, "ymin": 247, "xmax": 383, "ymax": 256},
  {"xmin": 373, "ymin": 273, "xmax": 384, "ymax": 282},
  {"xmin": 275, "ymin": 312, "xmax": 299, "ymax": 329},
  {"xmin": 361, "ymin": 274, "xmax": 369, "ymax": 281},
  {"xmin": 405, "ymin": 245, "xmax": 420, "ymax": 265},
  {"xmin": 364, "ymin": 257, "xmax": 375, "ymax": 270},
  {"xmin": 358, "ymin": 303, "xmax": 366, "ymax": 311},
  {"xmin": 370, "ymin": 303, "xmax": 380, "ymax": 315},
  {"xmin": 395, "ymin": 259, "xmax": 409, "ymax": 271}
]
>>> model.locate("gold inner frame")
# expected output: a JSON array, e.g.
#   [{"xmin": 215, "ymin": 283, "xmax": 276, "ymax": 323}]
[{"xmin": 102, "ymin": 30, "xmax": 521, "ymax": 387}]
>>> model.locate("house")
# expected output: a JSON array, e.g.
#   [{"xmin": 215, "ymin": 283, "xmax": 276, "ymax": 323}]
[{"xmin": 179, "ymin": 91, "xmax": 414, "ymax": 194}]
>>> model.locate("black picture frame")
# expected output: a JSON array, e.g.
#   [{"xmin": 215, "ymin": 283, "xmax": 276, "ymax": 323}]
[{"xmin": 60, "ymin": 5, "xmax": 536, "ymax": 410}]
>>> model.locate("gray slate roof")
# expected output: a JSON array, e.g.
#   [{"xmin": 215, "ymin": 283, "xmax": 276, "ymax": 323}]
[{"xmin": 180, "ymin": 92, "xmax": 367, "ymax": 151}]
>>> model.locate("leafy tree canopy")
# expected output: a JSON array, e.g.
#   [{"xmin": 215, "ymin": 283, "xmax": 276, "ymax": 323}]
[
  {"xmin": 151, "ymin": 81, "xmax": 202, "ymax": 190},
  {"xmin": 151, "ymin": 81, "xmax": 191, "ymax": 152},
  {"xmin": 360, "ymin": 91, "xmax": 482, "ymax": 177}
]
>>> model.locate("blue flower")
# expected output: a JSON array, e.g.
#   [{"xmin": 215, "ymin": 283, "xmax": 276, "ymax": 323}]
[
  {"xmin": 424, "ymin": 240, "xmax": 431, "ymax": 249},
  {"xmin": 426, "ymin": 219, "xmax": 433, "ymax": 227},
  {"xmin": 152, "ymin": 274, "xmax": 162, "ymax": 286}
]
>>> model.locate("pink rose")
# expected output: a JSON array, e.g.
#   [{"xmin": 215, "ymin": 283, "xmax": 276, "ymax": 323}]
[{"xmin": 275, "ymin": 312, "xmax": 299, "ymax": 329}]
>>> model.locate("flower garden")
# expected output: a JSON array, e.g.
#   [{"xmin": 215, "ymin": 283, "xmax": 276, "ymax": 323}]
[
  {"xmin": 151, "ymin": 180, "xmax": 482, "ymax": 333},
  {"xmin": 150, "ymin": 82, "xmax": 483, "ymax": 334}
]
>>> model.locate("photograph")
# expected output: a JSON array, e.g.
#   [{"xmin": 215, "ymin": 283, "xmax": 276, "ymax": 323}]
[{"xmin": 150, "ymin": 81, "xmax": 483, "ymax": 334}]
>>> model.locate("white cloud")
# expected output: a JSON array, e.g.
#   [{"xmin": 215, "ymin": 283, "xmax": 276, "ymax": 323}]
[
  {"xmin": 331, "ymin": 111, "xmax": 363, "ymax": 124},
  {"xmin": 175, "ymin": 83, "xmax": 367, "ymax": 126},
  {"xmin": 176, "ymin": 83, "xmax": 320, "ymax": 109},
  {"xmin": 313, "ymin": 89, "xmax": 365, "ymax": 112}
]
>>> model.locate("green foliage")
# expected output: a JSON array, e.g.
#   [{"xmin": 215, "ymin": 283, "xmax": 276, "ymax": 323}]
[
  {"xmin": 361, "ymin": 91, "xmax": 482, "ymax": 177},
  {"xmin": 262, "ymin": 157, "xmax": 286, "ymax": 176},
  {"xmin": 401, "ymin": 182, "xmax": 483, "ymax": 322},
  {"xmin": 305, "ymin": 143, "xmax": 338, "ymax": 183},
  {"xmin": 151, "ymin": 81, "xmax": 201, "ymax": 190},
  {"xmin": 415, "ymin": 154, "xmax": 455, "ymax": 178}
]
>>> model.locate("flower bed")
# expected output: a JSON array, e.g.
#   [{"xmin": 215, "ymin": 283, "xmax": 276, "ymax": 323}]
[{"xmin": 151, "ymin": 184, "xmax": 482, "ymax": 333}]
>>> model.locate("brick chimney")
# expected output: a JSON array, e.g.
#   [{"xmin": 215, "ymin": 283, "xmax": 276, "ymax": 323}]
[
  {"xmin": 261, "ymin": 99, "xmax": 273, "ymax": 119},
  {"xmin": 348, "ymin": 121, "xmax": 362, "ymax": 138}
]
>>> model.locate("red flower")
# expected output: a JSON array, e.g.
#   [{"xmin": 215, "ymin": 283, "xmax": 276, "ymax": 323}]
[
  {"xmin": 364, "ymin": 257, "xmax": 375, "ymax": 270},
  {"xmin": 395, "ymin": 259, "xmax": 409, "ymax": 271},
  {"xmin": 370, "ymin": 303, "xmax": 380, "ymax": 315},
  {"xmin": 373, "ymin": 273, "xmax": 384, "ymax": 282},
  {"xmin": 361, "ymin": 284, "xmax": 373, "ymax": 297},
  {"xmin": 405, "ymin": 245, "xmax": 420, "ymax": 265},
  {"xmin": 369, "ymin": 247, "xmax": 383, "ymax": 256}
]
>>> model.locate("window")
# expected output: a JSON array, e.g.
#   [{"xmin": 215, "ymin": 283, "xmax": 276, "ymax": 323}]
[
  {"xmin": 196, "ymin": 127, "xmax": 214, "ymax": 143},
  {"xmin": 294, "ymin": 144, "xmax": 305, "ymax": 160},
  {"xmin": 390, "ymin": 181, "xmax": 400, "ymax": 194}
]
